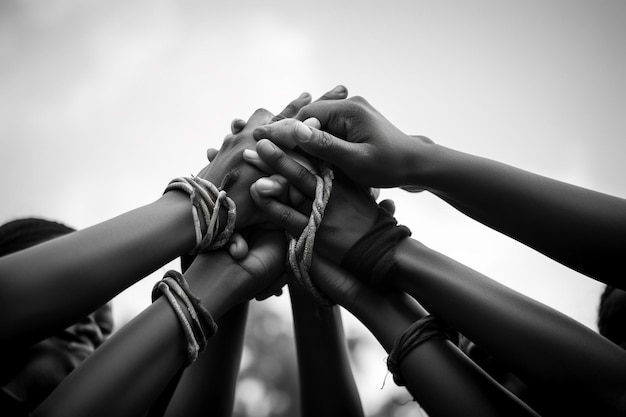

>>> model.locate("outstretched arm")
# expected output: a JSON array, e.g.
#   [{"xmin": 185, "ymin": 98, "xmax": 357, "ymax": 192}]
[
  {"xmin": 310, "ymin": 256, "xmax": 539, "ymax": 417},
  {"xmin": 390, "ymin": 238, "xmax": 626, "ymax": 416},
  {"xmin": 289, "ymin": 279, "xmax": 364, "ymax": 417},
  {"xmin": 253, "ymin": 95, "xmax": 626, "ymax": 287},
  {"xmin": 164, "ymin": 302, "xmax": 249, "ymax": 417},
  {"xmin": 248, "ymin": 171, "xmax": 538, "ymax": 417},
  {"xmin": 32, "ymin": 231, "xmax": 286, "ymax": 417},
  {"xmin": 0, "ymin": 92, "xmax": 318, "ymax": 348},
  {"xmin": 247, "ymin": 142, "xmax": 626, "ymax": 416}
]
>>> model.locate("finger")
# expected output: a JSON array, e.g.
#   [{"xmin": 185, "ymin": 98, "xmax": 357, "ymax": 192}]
[
  {"xmin": 378, "ymin": 198, "xmax": 396, "ymax": 215},
  {"xmin": 255, "ymin": 274, "xmax": 287, "ymax": 301},
  {"xmin": 253, "ymin": 118, "xmax": 301, "ymax": 150},
  {"xmin": 251, "ymin": 174, "xmax": 290, "ymax": 199},
  {"xmin": 285, "ymin": 121, "xmax": 365, "ymax": 168},
  {"xmin": 228, "ymin": 232, "xmax": 249, "ymax": 260},
  {"xmin": 250, "ymin": 179, "xmax": 308, "ymax": 236},
  {"xmin": 243, "ymin": 149, "xmax": 275, "ymax": 174},
  {"xmin": 313, "ymin": 84, "xmax": 348, "ymax": 102},
  {"xmin": 244, "ymin": 108, "xmax": 274, "ymax": 130},
  {"xmin": 206, "ymin": 147, "xmax": 219, "ymax": 162},
  {"xmin": 271, "ymin": 92, "xmax": 312, "ymax": 123},
  {"xmin": 255, "ymin": 139, "xmax": 317, "ymax": 199},
  {"xmin": 294, "ymin": 98, "xmax": 353, "ymax": 135},
  {"xmin": 230, "ymin": 118, "xmax": 246, "ymax": 134}
]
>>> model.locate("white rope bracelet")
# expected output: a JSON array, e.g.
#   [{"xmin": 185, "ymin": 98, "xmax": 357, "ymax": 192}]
[
  {"xmin": 288, "ymin": 162, "xmax": 334, "ymax": 306},
  {"xmin": 164, "ymin": 176, "xmax": 236, "ymax": 254}
]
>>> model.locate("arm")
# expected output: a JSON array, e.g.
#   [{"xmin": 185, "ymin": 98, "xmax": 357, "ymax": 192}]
[
  {"xmin": 246, "ymin": 166, "xmax": 537, "ymax": 417},
  {"xmin": 289, "ymin": 279, "xmax": 364, "ymax": 417},
  {"xmin": 0, "ymin": 191, "xmax": 196, "ymax": 346},
  {"xmin": 0, "ymin": 104, "xmax": 291, "ymax": 347},
  {"xmin": 254, "ymin": 95, "xmax": 626, "ymax": 286},
  {"xmin": 164, "ymin": 302, "xmax": 249, "ymax": 417},
  {"xmin": 309, "ymin": 257, "xmax": 539, "ymax": 417},
  {"xmin": 247, "ymin": 143, "xmax": 626, "ymax": 415},
  {"xmin": 32, "ymin": 231, "xmax": 285, "ymax": 417},
  {"xmin": 390, "ymin": 237, "xmax": 626, "ymax": 416}
]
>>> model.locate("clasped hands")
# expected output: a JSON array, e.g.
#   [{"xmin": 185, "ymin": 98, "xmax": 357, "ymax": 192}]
[{"xmin": 192, "ymin": 86, "xmax": 423, "ymax": 311}]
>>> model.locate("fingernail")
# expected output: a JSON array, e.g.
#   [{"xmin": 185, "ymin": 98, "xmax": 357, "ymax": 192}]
[
  {"xmin": 243, "ymin": 149, "xmax": 259, "ymax": 161},
  {"xmin": 255, "ymin": 177, "xmax": 275, "ymax": 192},
  {"xmin": 253, "ymin": 126, "xmax": 268, "ymax": 140},
  {"xmin": 332, "ymin": 85, "xmax": 345, "ymax": 94},
  {"xmin": 299, "ymin": 92, "xmax": 310, "ymax": 99},
  {"xmin": 303, "ymin": 117, "xmax": 321, "ymax": 129},
  {"xmin": 257, "ymin": 139, "xmax": 277, "ymax": 154},
  {"xmin": 295, "ymin": 123, "xmax": 312, "ymax": 142}
]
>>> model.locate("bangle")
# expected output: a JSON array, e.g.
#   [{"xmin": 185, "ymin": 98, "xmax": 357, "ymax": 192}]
[
  {"xmin": 387, "ymin": 315, "xmax": 458, "ymax": 386},
  {"xmin": 165, "ymin": 176, "xmax": 236, "ymax": 254},
  {"xmin": 152, "ymin": 270, "xmax": 218, "ymax": 366}
]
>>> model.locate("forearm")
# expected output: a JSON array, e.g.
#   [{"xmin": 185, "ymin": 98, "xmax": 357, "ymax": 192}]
[
  {"xmin": 391, "ymin": 237, "xmax": 626, "ymax": 413},
  {"xmin": 289, "ymin": 282, "xmax": 364, "ymax": 417},
  {"xmin": 349, "ymin": 292, "xmax": 538, "ymax": 417},
  {"xmin": 0, "ymin": 191, "xmax": 196, "ymax": 345},
  {"xmin": 414, "ymin": 143, "xmax": 626, "ymax": 284},
  {"xmin": 33, "ymin": 256, "xmax": 239, "ymax": 417},
  {"xmin": 165, "ymin": 302, "xmax": 249, "ymax": 417}
]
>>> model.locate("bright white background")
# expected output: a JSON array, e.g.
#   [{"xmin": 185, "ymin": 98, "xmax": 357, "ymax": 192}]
[{"xmin": 1, "ymin": 1, "xmax": 625, "ymax": 414}]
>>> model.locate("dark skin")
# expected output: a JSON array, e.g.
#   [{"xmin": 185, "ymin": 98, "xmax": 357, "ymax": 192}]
[
  {"xmin": 252, "ymin": 95, "xmax": 626, "ymax": 288},
  {"xmin": 248, "ymin": 170, "xmax": 538, "ymax": 417},
  {"xmin": 246, "ymin": 139, "xmax": 626, "ymax": 416}
]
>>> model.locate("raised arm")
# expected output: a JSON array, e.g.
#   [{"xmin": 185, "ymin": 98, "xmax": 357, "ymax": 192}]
[
  {"xmin": 391, "ymin": 238, "xmax": 626, "ymax": 416},
  {"xmin": 309, "ymin": 257, "xmax": 539, "ymax": 417},
  {"xmin": 246, "ymin": 162, "xmax": 538, "ymax": 417},
  {"xmin": 246, "ymin": 141, "xmax": 626, "ymax": 416},
  {"xmin": 32, "ymin": 231, "xmax": 286, "ymax": 417},
  {"xmin": 289, "ymin": 278, "xmax": 364, "ymax": 417},
  {"xmin": 253, "ymin": 95, "xmax": 626, "ymax": 287},
  {"xmin": 0, "ymin": 99, "xmax": 305, "ymax": 348}
]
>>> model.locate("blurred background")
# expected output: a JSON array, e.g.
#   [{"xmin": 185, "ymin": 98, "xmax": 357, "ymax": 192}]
[{"xmin": 1, "ymin": 1, "xmax": 624, "ymax": 415}]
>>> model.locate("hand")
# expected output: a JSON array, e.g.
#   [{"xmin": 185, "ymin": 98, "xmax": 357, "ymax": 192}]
[
  {"xmin": 253, "ymin": 95, "xmax": 434, "ymax": 189},
  {"xmin": 248, "ymin": 142, "xmax": 379, "ymax": 263},
  {"xmin": 192, "ymin": 229, "xmax": 287, "ymax": 307},
  {"xmin": 196, "ymin": 87, "xmax": 351, "ymax": 231}
]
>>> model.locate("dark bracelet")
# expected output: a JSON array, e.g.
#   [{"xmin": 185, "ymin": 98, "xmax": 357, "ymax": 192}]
[
  {"xmin": 387, "ymin": 315, "xmax": 459, "ymax": 386},
  {"xmin": 341, "ymin": 205, "xmax": 411, "ymax": 288}
]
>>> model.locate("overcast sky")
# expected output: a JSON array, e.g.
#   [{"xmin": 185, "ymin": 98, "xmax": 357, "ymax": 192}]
[{"xmin": 1, "ymin": 0, "xmax": 625, "ymax": 413}]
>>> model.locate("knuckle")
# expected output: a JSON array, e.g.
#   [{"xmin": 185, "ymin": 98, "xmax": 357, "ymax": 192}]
[
  {"xmin": 277, "ymin": 206, "xmax": 293, "ymax": 224},
  {"xmin": 318, "ymin": 131, "xmax": 334, "ymax": 149}
]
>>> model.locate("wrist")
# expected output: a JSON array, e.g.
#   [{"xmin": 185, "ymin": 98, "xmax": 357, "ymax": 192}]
[
  {"xmin": 185, "ymin": 253, "xmax": 242, "ymax": 320},
  {"xmin": 357, "ymin": 295, "xmax": 422, "ymax": 352},
  {"xmin": 405, "ymin": 139, "xmax": 442, "ymax": 192}
]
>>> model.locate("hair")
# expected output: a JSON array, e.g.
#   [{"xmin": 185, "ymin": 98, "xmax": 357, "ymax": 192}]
[
  {"xmin": 598, "ymin": 285, "xmax": 626, "ymax": 350},
  {"xmin": 0, "ymin": 218, "xmax": 75, "ymax": 258}
]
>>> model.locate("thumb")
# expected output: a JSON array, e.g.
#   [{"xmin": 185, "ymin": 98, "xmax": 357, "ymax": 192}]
[{"xmin": 293, "ymin": 122, "xmax": 363, "ymax": 168}]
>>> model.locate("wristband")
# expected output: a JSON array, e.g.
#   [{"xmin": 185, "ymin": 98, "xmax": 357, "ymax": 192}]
[{"xmin": 341, "ymin": 205, "xmax": 411, "ymax": 287}]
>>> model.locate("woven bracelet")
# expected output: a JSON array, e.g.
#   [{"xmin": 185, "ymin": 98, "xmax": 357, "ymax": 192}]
[
  {"xmin": 387, "ymin": 315, "xmax": 459, "ymax": 386},
  {"xmin": 152, "ymin": 280, "xmax": 199, "ymax": 366},
  {"xmin": 163, "ymin": 270, "xmax": 218, "ymax": 340},
  {"xmin": 152, "ymin": 270, "xmax": 218, "ymax": 366},
  {"xmin": 164, "ymin": 176, "xmax": 236, "ymax": 254}
]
